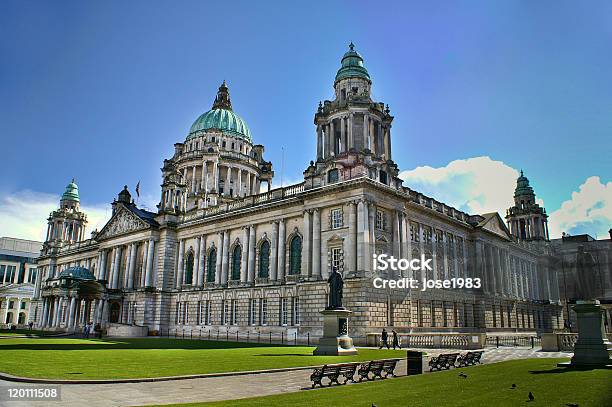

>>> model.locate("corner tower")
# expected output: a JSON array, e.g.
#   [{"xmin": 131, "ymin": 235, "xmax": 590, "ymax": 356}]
[
  {"xmin": 304, "ymin": 43, "xmax": 401, "ymax": 189},
  {"xmin": 506, "ymin": 170, "xmax": 549, "ymax": 241},
  {"xmin": 43, "ymin": 179, "xmax": 88, "ymax": 249}
]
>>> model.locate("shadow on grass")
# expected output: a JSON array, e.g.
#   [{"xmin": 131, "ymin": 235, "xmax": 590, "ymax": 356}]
[
  {"xmin": 0, "ymin": 338, "xmax": 302, "ymax": 351},
  {"xmin": 254, "ymin": 353, "xmax": 314, "ymax": 357},
  {"xmin": 530, "ymin": 365, "xmax": 609, "ymax": 374}
]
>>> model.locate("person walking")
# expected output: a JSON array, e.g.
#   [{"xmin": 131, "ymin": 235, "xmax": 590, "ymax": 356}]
[
  {"xmin": 379, "ymin": 328, "xmax": 390, "ymax": 349},
  {"xmin": 392, "ymin": 330, "xmax": 401, "ymax": 350}
]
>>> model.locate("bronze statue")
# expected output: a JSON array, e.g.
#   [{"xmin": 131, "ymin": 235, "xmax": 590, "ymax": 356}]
[
  {"xmin": 574, "ymin": 245, "xmax": 598, "ymax": 300},
  {"xmin": 327, "ymin": 267, "xmax": 344, "ymax": 309}
]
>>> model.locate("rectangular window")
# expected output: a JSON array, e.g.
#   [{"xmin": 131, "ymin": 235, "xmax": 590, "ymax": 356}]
[
  {"xmin": 197, "ymin": 301, "xmax": 202, "ymax": 324},
  {"xmin": 9, "ymin": 300, "xmax": 15, "ymax": 309},
  {"xmin": 331, "ymin": 247, "xmax": 343, "ymax": 272},
  {"xmin": 331, "ymin": 208, "xmax": 343, "ymax": 229},
  {"xmin": 20, "ymin": 302, "xmax": 26, "ymax": 310},
  {"xmin": 29, "ymin": 268, "xmax": 37, "ymax": 284},
  {"xmin": 376, "ymin": 210, "xmax": 385, "ymax": 230},
  {"xmin": 183, "ymin": 301, "xmax": 189, "ymax": 324},
  {"xmin": 281, "ymin": 298, "xmax": 288, "ymax": 326},
  {"xmin": 205, "ymin": 300, "xmax": 211, "ymax": 325},
  {"xmin": 293, "ymin": 297, "xmax": 300, "ymax": 326},
  {"xmin": 423, "ymin": 226, "xmax": 432, "ymax": 244},
  {"xmin": 0, "ymin": 265, "xmax": 5, "ymax": 284},
  {"xmin": 261, "ymin": 298, "xmax": 268, "ymax": 326},
  {"xmin": 410, "ymin": 223, "xmax": 420, "ymax": 242},
  {"xmin": 175, "ymin": 302, "xmax": 180, "ymax": 324},
  {"xmin": 221, "ymin": 300, "xmax": 228, "ymax": 325},
  {"xmin": 250, "ymin": 298, "xmax": 257, "ymax": 326},
  {"xmin": 230, "ymin": 299, "xmax": 237, "ymax": 325},
  {"xmin": 6, "ymin": 266, "xmax": 16, "ymax": 283}
]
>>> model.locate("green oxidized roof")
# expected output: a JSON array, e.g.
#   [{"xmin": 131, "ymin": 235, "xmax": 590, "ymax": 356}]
[
  {"xmin": 61, "ymin": 179, "xmax": 80, "ymax": 202},
  {"xmin": 514, "ymin": 170, "xmax": 535, "ymax": 197},
  {"xmin": 58, "ymin": 266, "xmax": 95, "ymax": 280},
  {"xmin": 335, "ymin": 42, "xmax": 371, "ymax": 84},
  {"xmin": 187, "ymin": 81, "xmax": 252, "ymax": 142}
]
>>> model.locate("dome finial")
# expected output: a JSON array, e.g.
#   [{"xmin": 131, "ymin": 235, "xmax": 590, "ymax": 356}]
[
  {"xmin": 212, "ymin": 81, "xmax": 232, "ymax": 111},
  {"xmin": 349, "ymin": 42, "xmax": 355, "ymax": 51},
  {"xmin": 520, "ymin": 169, "xmax": 524, "ymax": 177}
]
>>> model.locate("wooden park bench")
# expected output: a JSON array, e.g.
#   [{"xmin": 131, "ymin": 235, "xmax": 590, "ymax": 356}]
[
  {"xmin": 455, "ymin": 350, "xmax": 484, "ymax": 367},
  {"xmin": 310, "ymin": 362, "xmax": 358, "ymax": 388},
  {"xmin": 358, "ymin": 359, "xmax": 400, "ymax": 381},
  {"xmin": 428, "ymin": 353, "xmax": 460, "ymax": 372}
]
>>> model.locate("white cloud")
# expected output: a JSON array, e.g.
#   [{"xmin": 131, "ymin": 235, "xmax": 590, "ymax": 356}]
[
  {"xmin": 548, "ymin": 176, "xmax": 612, "ymax": 239},
  {"xmin": 0, "ymin": 190, "xmax": 110, "ymax": 242},
  {"xmin": 398, "ymin": 156, "xmax": 520, "ymax": 215}
]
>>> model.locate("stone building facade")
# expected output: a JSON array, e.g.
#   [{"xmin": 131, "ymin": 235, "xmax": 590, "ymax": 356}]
[
  {"xmin": 31, "ymin": 44, "xmax": 566, "ymax": 340},
  {"xmin": 0, "ymin": 237, "xmax": 42, "ymax": 327}
]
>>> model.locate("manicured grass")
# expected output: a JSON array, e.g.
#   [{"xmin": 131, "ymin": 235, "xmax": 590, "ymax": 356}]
[
  {"xmin": 156, "ymin": 358, "xmax": 612, "ymax": 407},
  {"xmin": 0, "ymin": 329, "xmax": 49, "ymax": 337},
  {"xmin": 0, "ymin": 337, "xmax": 405, "ymax": 379}
]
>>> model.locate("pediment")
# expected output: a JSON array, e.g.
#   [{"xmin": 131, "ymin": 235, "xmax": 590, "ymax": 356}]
[
  {"xmin": 478, "ymin": 213, "xmax": 511, "ymax": 240},
  {"xmin": 96, "ymin": 206, "xmax": 149, "ymax": 241}
]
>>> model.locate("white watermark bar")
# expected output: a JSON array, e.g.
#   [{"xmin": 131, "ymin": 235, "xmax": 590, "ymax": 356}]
[{"xmin": 0, "ymin": 385, "xmax": 62, "ymax": 401}]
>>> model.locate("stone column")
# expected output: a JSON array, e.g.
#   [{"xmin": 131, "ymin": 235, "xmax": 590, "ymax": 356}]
[
  {"xmin": 194, "ymin": 237, "xmax": 201, "ymax": 285},
  {"xmin": 357, "ymin": 201, "xmax": 365, "ymax": 271},
  {"xmin": 366, "ymin": 202, "xmax": 373, "ymax": 272},
  {"xmin": 53, "ymin": 297, "xmax": 61, "ymax": 327},
  {"xmin": 238, "ymin": 168, "xmax": 243, "ymax": 197},
  {"xmin": 197, "ymin": 235, "xmax": 206, "ymax": 286},
  {"xmin": 302, "ymin": 211, "xmax": 312, "ymax": 277},
  {"xmin": 393, "ymin": 210, "xmax": 401, "ymax": 258},
  {"xmin": 176, "ymin": 239, "xmax": 185, "ymax": 288},
  {"xmin": 277, "ymin": 219, "xmax": 286, "ymax": 281},
  {"xmin": 340, "ymin": 117, "xmax": 345, "ymax": 153},
  {"xmin": 247, "ymin": 226, "xmax": 256, "ymax": 282},
  {"xmin": 201, "ymin": 160, "xmax": 208, "ymax": 191},
  {"xmin": 192, "ymin": 165, "xmax": 197, "ymax": 193},
  {"xmin": 68, "ymin": 296, "xmax": 77, "ymax": 328},
  {"xmin": 221, "ymin": 231, "xmax": 230, "ymax": 284},
  {"xmin": 346, "ymin": 202, "xmax": 357, "ymax": 273},
  {"xmin": 316, "ymin": 124, "xmax": 323, "ymax": 159},
  {"xmin": 363, "ymin": 114, "xmax": 369, "ymax": 150},
  {"xmin": 241, "ymin": 227, "xmax": 249, "ymax": 283},
  {"xmin": 112, "ymin": 247, "xmax": 122, "ymax": 289},
  {"xmin": 127, "ymin": 243, "xmax": 137, "ymax": 290},
  {"xmin": 212, "ymin": 161, "xmax": 218, "ymax": 192},
  {"xmin": 312, "ymin": 209, "xmax": 321, "ymax": 278},
  {"xmin": 216, "ymin": 232, "xmax": 223, "ymax": 284},
  {"xmin": 245, "ymin": 172, "xmax": 251, "ymax": 196},
  {"xmin": 225, "ymin": 166, "xmax": 232, "ymax": 196},
  {"xmin": 145, "ymin": 239, "xmax": 155, "ymax": 287},
  {"xmin": 270, "ymin": 221, "xmax": 279, "ymax": 280}
]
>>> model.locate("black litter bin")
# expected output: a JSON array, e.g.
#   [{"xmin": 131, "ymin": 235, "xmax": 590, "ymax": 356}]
[{"xmin": 406, "ymin": 350, "xmax": 423, "ymax": 375}]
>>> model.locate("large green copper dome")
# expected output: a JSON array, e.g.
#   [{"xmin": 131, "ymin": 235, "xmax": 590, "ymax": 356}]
[
  {"xmin": 61, "ymin": 179, "xmax": 80, "ymax": 202},
  {"xmin": 187, "ymin": 82, "xmax": 252, "ymax": 142},
  {"xmin": 335, "ymin": 43, "xmax": 371, "ymax": 84}
]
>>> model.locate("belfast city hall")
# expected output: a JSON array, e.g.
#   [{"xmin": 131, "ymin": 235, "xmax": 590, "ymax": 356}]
[{"xmin": 30, "ymin": 44, "xmax": 565, "ymax": 341}]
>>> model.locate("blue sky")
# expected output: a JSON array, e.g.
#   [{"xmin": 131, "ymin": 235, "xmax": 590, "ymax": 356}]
[{"xmin": 1, "ymin": 1, "xmax": 610, "ymax": 240}]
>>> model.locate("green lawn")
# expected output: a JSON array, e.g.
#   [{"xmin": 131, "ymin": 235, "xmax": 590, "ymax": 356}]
[
  {"xmin": 155, "ymin": 358, "xmax": 612, "ymax": 407},
  {"xmin": 0, "ymin": 329, "xmax": 50, "ymax": 337},
  {"xmin": 0, "ymin": 337, "xmax": 404, "ymax": 379}
]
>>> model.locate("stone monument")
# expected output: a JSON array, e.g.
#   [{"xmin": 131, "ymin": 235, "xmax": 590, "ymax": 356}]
[
  {"xmin": 313, "ymin": 267, "xmax": 358, "ymax": 356},
  {"xmin": 559, "ymin": 247, "xmax": 611, "ymax": 368}
]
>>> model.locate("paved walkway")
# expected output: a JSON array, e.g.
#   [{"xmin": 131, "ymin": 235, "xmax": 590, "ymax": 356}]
[{"xmin": 0, "ymin": 347, "xmax": 571, "ymax": 407}]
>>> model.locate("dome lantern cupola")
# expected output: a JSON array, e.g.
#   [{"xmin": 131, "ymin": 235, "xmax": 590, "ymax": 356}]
[
  {"xmin": 334, "ymin": 42, "xmax": 371, "ymax": 85},
  {"xmin": 187, "ymin": 81, "xmax": 252, "ymax": 142},
  {"xmin": 61, "ymin": 179, "xmax": 80, "ymax": 203}
]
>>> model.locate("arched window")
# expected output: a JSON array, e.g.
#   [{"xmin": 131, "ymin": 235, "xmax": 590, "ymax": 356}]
[
  {"xmin": 258, "ymin": 240, "xmax": 270, "ymax": 278},
  {"xmin": 289, "ymin": 236, "xmax": 302, "ymax": 275},
  {"xmin": 231, "ymin": 245, "xmax": 241, "ymax": 281},
  {"xmin": 328, "ymin": 169, "xmax": 339, "ymax": 183},
  {"xmin": 184, "ymin": 251, "xmax": 194, "ymax": 285},
  {"xmin": 206, "ymin": 248, "xmax": 217, "ymax": 283}
]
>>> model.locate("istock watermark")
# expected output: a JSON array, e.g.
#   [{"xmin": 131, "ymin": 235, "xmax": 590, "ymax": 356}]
[{"xmin": 372, "ymin": 253, "xmax": 481, "ymax": 291}]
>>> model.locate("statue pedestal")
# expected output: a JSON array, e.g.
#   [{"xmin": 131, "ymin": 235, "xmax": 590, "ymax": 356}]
[
  {"xmin": 313, "ymin": 308, "xmax": 358, "ymax": 356},
  {"xmin": 559, "ymin": 300, "xmax": 612, "ymax": 368}
]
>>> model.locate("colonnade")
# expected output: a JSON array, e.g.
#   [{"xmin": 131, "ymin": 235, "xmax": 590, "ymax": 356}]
[
  {"xmin": 101, "ymin": 238, "xmax": 156, "ymax": 290},
  {"xmin": 508, "ymin": 217, "xmax": 550, "ymax": 241},
  {"xmin": 184, "ymin": 161, "xmax": 261, "ymax": 198},
  {"xmin": 38, "ymin": 295, "xmax": 107, "ymax": 330},
  {"xmin": 45, "ymin": 219, "xmax": 85, "ymax": 243},
  {"xmin": 317, "ymin": 113, "xmax": 391, "ymax": 160}
]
